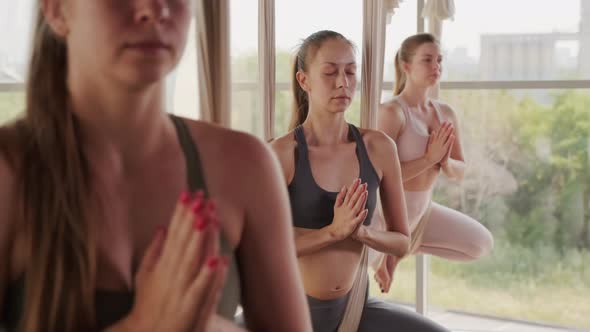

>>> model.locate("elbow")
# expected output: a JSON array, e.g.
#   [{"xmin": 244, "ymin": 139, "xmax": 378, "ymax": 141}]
[{"xmin": 393, "ymin": 234, "xmax": 410, "ymax": 257}]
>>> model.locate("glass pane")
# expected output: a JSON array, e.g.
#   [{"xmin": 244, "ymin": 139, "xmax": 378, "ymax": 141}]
[
  {"xmin": 230, "ymin": 0, "xmax": 260, "ymax": 137},
  {"xmin": 0, "ymin": 91, "xmax": 25, "ymax": 125},
  {"xmin": 443, "ymin": 0, "xmax": 589, "ymax": 81},
  {"xmin": 168, "ymin": 18, "xmax": 199, "ymax": 120},
  {"xmin": 274, "ymin": 0, "xmax": 363, "ymax": 136},
  {"xmin": 0, "ymin": 1, "xmax": 34, "ymax": 83},
  {"xmin": 383, "ymin": 2, "xmax": 418, "ymax": 83},
  {"xmin": 369, "ymin": 253, "xmax": 417, "ymax": 306},
  {"xmin": 429, "ymin": 88, "xmax": 590, "ymax": 330}
]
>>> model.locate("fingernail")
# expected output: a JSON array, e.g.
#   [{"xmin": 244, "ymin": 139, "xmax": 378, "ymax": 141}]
[
  {"xmin": 192, "ymin": 198, "xmax": 204, "ymax": 214},
  {"xmin": 180, "ymin": 191, "xmax": 192, "ymax": 205},
  {"xmin": 206, "ymin": 256, "xmax": 219, "ymax": 269},
  {"xmin": 194, "ymin": 216, "xmax": 208, "ymax": 231}
]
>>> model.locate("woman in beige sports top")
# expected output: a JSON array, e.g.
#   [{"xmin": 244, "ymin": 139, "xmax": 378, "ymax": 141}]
[{"xmin": 373, "ymin": 33, "xmax": 494, "ymax": 293}]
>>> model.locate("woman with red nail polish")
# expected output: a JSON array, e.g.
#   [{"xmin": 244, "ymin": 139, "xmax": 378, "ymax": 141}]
[{"xmin": 0, "ymin": 1, "xmax": 310, "ymax": 332}]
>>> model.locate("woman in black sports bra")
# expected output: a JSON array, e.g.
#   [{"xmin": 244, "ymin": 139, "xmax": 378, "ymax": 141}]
[
  {"xmin": 270, "ymin": 30, "xmax": 449, "ymax": 332},
  {"xmin": 0, "ymin": 1, "xmax": 311, "ymax": 331}
]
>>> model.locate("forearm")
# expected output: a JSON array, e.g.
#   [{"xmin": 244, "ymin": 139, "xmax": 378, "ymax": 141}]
[
  {"xmin": 356, "ymin": 227, "xmax": 409, "ymax": 257},
  {"xmin": 295, "ymin": 226, "xmax": 340, "ymax": 257},
  {"xmin": 400, "ymin": 156, "xmax": 438, "ymax": 182},
  {"xmin": 441, "ymin": 158, "xmax": 465, "ymax": 180}
]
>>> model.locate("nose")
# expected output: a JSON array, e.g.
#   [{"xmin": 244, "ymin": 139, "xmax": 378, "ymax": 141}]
[
  {"xmin": 135, "ymin": 0, "xmax": 171, "ymax": 24},
  {"xmin": 336, "ymin": 71, "xmax": 349, "ymax": 89},
  {"xmin": 434, "ymin": 61, "xmax": 441, "ymax": 72}
]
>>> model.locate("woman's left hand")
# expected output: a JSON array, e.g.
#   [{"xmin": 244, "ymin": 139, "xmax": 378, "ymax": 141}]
[{"xmin": 438, "ymin": 131, "xmax": 455, "ymax": 169}]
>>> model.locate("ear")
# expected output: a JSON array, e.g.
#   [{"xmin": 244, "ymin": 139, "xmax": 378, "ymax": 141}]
[
  {"xmin": 42, "ymin": 0, "xmax": 70, "ymax": 38},
  {"xmin": 296, "ymin": 71, "xmax": 310, "ymax": 92},
  {"xmin": 402, "ymin": 61, "xmax": 411, "ymax": 75}
]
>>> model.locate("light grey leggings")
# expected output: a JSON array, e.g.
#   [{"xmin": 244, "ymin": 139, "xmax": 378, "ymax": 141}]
[{"xmin": 307, "ymin": 291, "xmax": 449, "ymax": 332}]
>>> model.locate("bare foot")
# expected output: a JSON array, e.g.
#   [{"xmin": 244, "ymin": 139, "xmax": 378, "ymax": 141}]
[{"xmin": 374, "ymin": 255, "xmax": 400, "ymax": 293}]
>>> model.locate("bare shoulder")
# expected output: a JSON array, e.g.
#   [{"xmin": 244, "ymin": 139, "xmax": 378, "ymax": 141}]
[
  {"xmin": 358, "ymin": 128, "xmax": 398, "ymax": 155},
  {"xmin": 380, "ymin": 98, "xmax": 403, "ymax": 113},
  {"xmin": 357, "ymin": 128, "xmax": 398, "ymax": 178},
  {"xmin": 378, "ymin": 99, "xmax": 406, "ymax": 138},
  {"xmin": 380, "ymin": 99, "xmax": 405, "ymax": 120},
  {"xmin": 434, "ymin": 100, "xmax": 459, "ymax": 122},
  {"xmin": 181, "ymin": 119, "xmax": 276, "ymax": 174},
  {"xmin": 269, "ymin": 131, "xmax": 296, "ymax": 161}
]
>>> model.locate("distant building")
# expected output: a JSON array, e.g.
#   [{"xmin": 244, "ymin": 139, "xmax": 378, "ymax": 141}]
[{"xmin": 479, "ymin": 1, "xmax": 588, "ymax": 80}]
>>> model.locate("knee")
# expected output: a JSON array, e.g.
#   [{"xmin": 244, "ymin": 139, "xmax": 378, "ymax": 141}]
[{"xmin": 467, "ymin": 226, "xmax": 494, "ymax": 260}]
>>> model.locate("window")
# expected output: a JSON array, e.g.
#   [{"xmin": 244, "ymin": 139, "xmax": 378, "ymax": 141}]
[
  {"xmin": 168, "ymin": 18, "xmax": 200, "ymax": 120},
  {"xmin": 426, "ymin": 88, "xmax": 590, "ymax": 329},
  {"xmin": 0, "ymin": 91, "xmax": 25, "ymax": 125},
  {"xmin": 230, "ymin": 0, "xmax": 261, "ymax": 137},
  {"xmin": 0, "ymin": 1, "xmax": 33, "ymax": 124},
  {"xmin": 443, "ymin": 0, "xmax": 587, "ymax": 81}
]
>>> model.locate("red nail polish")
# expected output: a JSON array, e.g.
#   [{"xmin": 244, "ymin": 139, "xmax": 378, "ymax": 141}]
[
  {"xmin": 192, "ymin": 198, "xmax": 204, "ymax": 214},
  {"xmin": 180, "ymin": 191, "xmax": 192, "ymax": 205},
  {"xmin": 194, "ymin": 216, "xmax": 208, "ymax": 231},
  {"xmin": 206, "ymin": 257, "xmax": 219, "ymax": 269}
]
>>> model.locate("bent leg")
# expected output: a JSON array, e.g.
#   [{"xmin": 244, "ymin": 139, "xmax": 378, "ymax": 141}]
[{"xmin": 417, "ymin": 203, "xmax": 493, "ymax": 261}]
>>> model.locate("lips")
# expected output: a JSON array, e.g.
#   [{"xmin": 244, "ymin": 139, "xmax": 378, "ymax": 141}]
[{"xmin": 125, "ymin": 40, "xmax": 171, "ymax": 54}]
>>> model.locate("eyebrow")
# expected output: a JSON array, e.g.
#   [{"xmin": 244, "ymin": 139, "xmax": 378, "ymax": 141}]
[{"xmin": 321, "ymin": 62, "xmax": 357, "ymax": 66}]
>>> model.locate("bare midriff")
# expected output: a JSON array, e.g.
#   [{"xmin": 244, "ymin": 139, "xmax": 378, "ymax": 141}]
[{"xmin": 295, "ymin": 227, "xmax": 363, "ymax": 300}]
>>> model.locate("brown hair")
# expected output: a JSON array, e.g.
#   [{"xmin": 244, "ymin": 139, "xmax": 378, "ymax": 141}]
[
  {"xmin": 394, "ymin": 33, "xmax": 440, "ymax": 95},
  {"xmin": 289, "ymin": 30, "xmax": 355, "ymax": 130},
  {"xmin": 3, "ymin": 5, "xmax": 97, "ymax": 331}
]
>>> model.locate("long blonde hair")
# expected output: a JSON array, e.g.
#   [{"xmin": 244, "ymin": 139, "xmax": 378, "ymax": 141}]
[
  {"xmin": 3, "ymin": 4, "xmax": 97, "ymax": 331},
  {"xmin": 393, "ymin": 33, "xmax": 440, "ymax": 95}
]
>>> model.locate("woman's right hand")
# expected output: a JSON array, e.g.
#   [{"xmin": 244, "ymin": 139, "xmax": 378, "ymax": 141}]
[
  {"xmin": 328, "ymin": 178, "xmax": 369, "ymax": 241},
  {"xmin": 425, "ymin": 121, "xmax": 454, "ymax": 165},
  {"xmin": 125, "ymin": 191, "xmax": 228, "ymax": 332}
]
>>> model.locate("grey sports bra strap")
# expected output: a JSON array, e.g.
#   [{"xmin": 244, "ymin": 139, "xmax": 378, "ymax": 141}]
[
  {"xmin": 169, "ymin": 115, "xmax": 234, "ymax": 254},
  {"xmin": 348, "ymin": 124, "xmax": 371, "ymax": 165},
  {"xmin": 169, "ymin": 114, "xmax": 209, "ymax": 196},
  {"xmin": 294, "ymin": 125, "xmax": 309, "ymax": 154}
]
